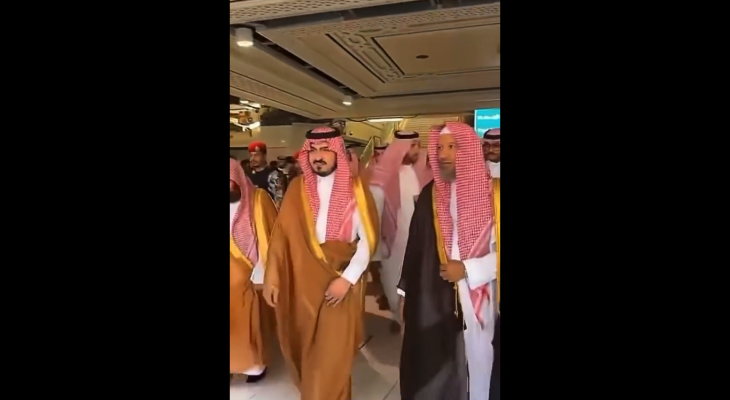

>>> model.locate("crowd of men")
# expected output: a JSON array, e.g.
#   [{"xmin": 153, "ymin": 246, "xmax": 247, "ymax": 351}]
[{"xmin": 230, "ymin": 123, "xmax": 501, "ymax": 400}]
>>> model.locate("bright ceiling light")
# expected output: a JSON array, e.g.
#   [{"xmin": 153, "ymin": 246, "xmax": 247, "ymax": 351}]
[
  {"xmin": 342, "ymin": 95, "xmax": 353, "ymax": 106},
  {"xmin": 249, "ymin": 102, "xmax": 261, "ymax": 108},
  {"xmin": 239, "ymin": 100, "xmax": 249, "ymax": 104},
  {"xmin": 235, "ymin": 27, "xmax": 254, "ymax": 48},
  {"xmin": 367, "ymin": 117, "xmax": 404, "ymax": 123}
]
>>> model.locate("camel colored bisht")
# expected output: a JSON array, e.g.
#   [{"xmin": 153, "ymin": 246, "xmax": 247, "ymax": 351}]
[
  {"xmin": 265, "ymin": 128, "xmax": 379, "ymax": 400},
  {"xmin": 230, "ymin": 160, "xmax": 279, "ymax": 374}
]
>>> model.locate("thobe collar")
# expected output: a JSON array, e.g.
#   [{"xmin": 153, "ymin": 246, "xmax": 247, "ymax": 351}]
[
  {"xmin": 315, "ymin": 173, "xmax": 336, "ymax": 204},
  {"xmin": 229, "ymin": 201, "xmax": 240, "ymax": 233},
  {"xmin": 316, "ymin": 173, "xmax": 335, "ymax": 186},
  {"xmin": 488, "ymin": 161, "xmax": 500, "ymax": 178}
]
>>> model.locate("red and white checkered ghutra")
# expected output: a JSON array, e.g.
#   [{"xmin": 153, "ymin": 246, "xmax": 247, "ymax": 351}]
[
  {"xmin": 428, "ymin": 122, "xmax": 493, "ymax": 322},
  {"xmin": 428, "ymin": 122, "xmax": 493, "ymax": 259},
  {"xmin": 230, "ymin": 158, "xmax": 259, "ymax": 264},
  {"xmin": 297, "ymin": 126, "xmax": 354, "ymax": 241}
]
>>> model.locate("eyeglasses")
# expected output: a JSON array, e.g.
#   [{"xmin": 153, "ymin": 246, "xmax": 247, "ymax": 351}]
[{"xmin": 482, "ymin": 140, "xmax": 500, "ymax": 150}]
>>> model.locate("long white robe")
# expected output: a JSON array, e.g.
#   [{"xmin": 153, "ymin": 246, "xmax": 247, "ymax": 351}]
[
  {"xmin": 488, "ymin": 161, "xmax": 500, "ymax": 178},
  {"xmin": 377, "ymin": 165, "xmax": 421, "ymax": 324},
  {"xmin": 370, "ymin": 185, "xmax": 385, "ymax": 263},
  {"xmin": 450, "ymin": 183, "xmax": 498, "ymax": 400}
]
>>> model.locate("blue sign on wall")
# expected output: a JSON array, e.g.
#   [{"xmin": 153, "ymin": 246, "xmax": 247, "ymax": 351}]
[{"xmin": 474, "ymin": 108, "xmax": 500, "ymax": 136}]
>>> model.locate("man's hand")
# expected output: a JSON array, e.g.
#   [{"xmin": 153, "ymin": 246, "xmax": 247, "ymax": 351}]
[
  {"xmin": 325, "ymin": 277, "xmax": 352, "ymax": 306},
  {"xmin": 439, "ymin": 260, "xmax": 466, "ymax": 283},
  {"xmin": 262, "ymin": 285, "xmax": 279, "ymax": 308}
]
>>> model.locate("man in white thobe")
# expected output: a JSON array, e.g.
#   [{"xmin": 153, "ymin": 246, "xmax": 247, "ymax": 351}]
[
  {"xmin": 482, "ymin": 128, "xmax": 500, "ymax": 178},
  {"xmin": 369, "ymin": 131, "xmax": 431, "ymax": 331}
]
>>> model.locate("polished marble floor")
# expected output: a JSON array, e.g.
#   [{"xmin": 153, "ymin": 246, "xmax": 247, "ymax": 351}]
[{"xmin": 230, "ymin": 293, "xmax": 402, "ymax": 400}]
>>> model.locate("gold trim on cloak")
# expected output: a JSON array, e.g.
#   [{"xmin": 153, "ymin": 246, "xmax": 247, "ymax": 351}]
[
  {"xmin": 230, "ymin": 236, "xmax": 254, "ymax": 271},
  {"xmin": 298, "ymin": 176, "xmax": 378, "ymax": 264},
  {"xmin": 253, "ymin": 189, "xmax": 274, "ymax": 268},
  {"xmin": 299, "ymin": 180, "xmax": 327, "ymax": 262},
  {"xmin": 432, "ymin": 185, "xmax": 460, "ymax": 318},
  {"xmin": 299, "ymin": 176, "xmax": 377, "ymax": 307},
  {"xmin": 352, "ymin": 176, "xmax": 378, "ymax": 257},
  {"xmin": 493, "ymin": 178, "xmax": 500, "ymax": 306}
]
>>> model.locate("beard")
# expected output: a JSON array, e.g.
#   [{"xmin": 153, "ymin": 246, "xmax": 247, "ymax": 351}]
[
  {"xmin": 230, "ymin": 188, "xmax": 242, "ymax": 203},
  {"xmin": 438, "ymin": 163, "xmax": 455, "ymax": 182},
  {"xmin": 403, "ymin": 153, "xmax": 418, "ymax": 165},
  {"xmin": 310, "ymin": 160, "xmax": 338, "ymax": 177},
  {"xmin": 313, "ymin": 162, "xmax": 338, "ymax": 177}
]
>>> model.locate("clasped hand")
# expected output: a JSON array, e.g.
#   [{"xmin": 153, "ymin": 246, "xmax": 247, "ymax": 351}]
[
  {"xmin": 439, "ymin": 259, "xmax": 466, "ymax": 283},
  {"xmin": 325, "ymin": 277, "xmax": 352, "ymax": 306}
]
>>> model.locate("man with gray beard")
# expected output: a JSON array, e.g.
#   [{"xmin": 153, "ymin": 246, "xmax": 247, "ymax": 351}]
[{"xmin": 398, "ymin": 122, "xmax": 498, "ymax": 400}]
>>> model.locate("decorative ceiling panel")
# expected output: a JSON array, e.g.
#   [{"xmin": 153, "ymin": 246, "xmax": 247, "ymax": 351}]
[
  {"xmin": 230, "ymin": 0, "xmax": 420, "ymax": 24},
  {"xmin": 264, "ymin": 2, "xmax": 500, "ymax": 36},
  {"xmin": 260, "ymin": 3, "xmax": 500, "ymax": 97},
  {"xmin": 374, "ymin": 25, "xmax": 500, "ymax": 76}
]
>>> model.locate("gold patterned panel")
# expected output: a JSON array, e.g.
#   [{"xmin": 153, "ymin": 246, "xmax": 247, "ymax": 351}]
[
  {"xmin": 260, "ymin": 3, "xmax": 501, "ymax": 97},
  {"xmin": 230, "ymin": 0, "xmax": 420, "ymax": 24}
]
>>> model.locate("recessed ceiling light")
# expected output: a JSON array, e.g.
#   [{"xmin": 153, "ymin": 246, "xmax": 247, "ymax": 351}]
[
  {"xmin": 235, "ymin": 27, "xmax": 253, "ymax": 48},
  {"xmin": 342, "ymin": 95, "xmax": 353, "ymax": 106}
]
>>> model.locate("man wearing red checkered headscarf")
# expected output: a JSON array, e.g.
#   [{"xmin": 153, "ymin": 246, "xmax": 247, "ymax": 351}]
[
  {"xmin": 481, "ymin": 127, "xmax": 501, "ymax": 400},
  {"xmin": 229, "ymin": 159, "xmax": 278, "ymax": 382},
  {"xmin": 397, "ymin": 122, "xmax": 498, "ymax": 400},
  {"xmin": 262, "ymin": 126, "xmax": 379, "ymax": 400},
  {"xmin": 368, "ymin": 131, "xmax": 432, "ymax": 332}
]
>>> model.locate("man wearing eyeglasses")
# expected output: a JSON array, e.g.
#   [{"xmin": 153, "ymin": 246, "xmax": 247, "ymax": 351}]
[
  {"xmin": 481, "ymin": 127, "xmax": 500, "ymax": 400},
  {"xmin": 482, "ymin": 128, "xmax": 500, "ymax": 178}
]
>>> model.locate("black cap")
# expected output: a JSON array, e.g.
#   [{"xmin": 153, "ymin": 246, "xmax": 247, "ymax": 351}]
[{"xmin": 483, "ymin": 128, "xmax": 500, "ymax": 140}]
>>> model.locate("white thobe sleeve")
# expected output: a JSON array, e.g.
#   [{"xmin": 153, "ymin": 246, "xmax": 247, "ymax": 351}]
[
  {"xmin": 340, "ymin": 213, "xmax": 371, "ymax": 285},
  {"xmin": 462, "ymin": 226, "xmax": 498, "ymax": 289},
  {"xmin": 251, "ymin": 258, "xmax": 265, "ymax": 284}
]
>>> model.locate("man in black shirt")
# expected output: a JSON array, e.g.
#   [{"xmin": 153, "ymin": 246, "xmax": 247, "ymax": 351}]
[{"xmin": 246, "ymin": 141, "xmax": 282, "ymax": 205}]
